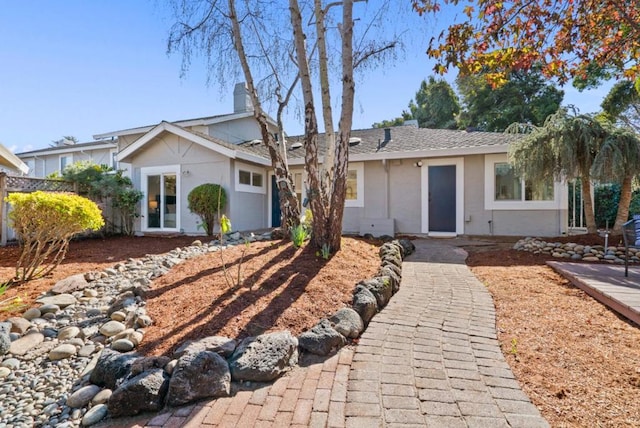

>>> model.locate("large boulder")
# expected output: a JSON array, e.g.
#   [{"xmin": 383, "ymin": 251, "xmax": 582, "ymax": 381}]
[
  {"xmin": 89, "ymin": 348, "xmax": 139, "ymax": 389},
  {"xmin": 352, "ymin": 285, "xmax": 378, "ymax": 325},
  {"xmin": 108, "ymin": 368, "xmax": 170, "ymax": 417},
  {"xmin": 395, "ymin": 239, "xmax": 415, "ymax": 257},
  {"xmin": 379, "ymin": 242, "xmax": 402, "ymax": 260},
  {"xmin": 358, "ymin": 277, "xmax": 393, "ymax": 309},
  {"xmin": 166, "ymin": 351, "xmax": 230, "ymax": 406},
  {"xmin": 298, "ymin": 319, "xmax": 347, "ymax": 356},
  {"xmin": 329, "ymin": 308, "xmax": 364, "ymax": 339},
  {"xmin": 0, "ymin": 322, "xmax": 11, "ymax": 355},
  {"xmin": 51, "ymin": 273, "xmax": 90, "ymax": 294},
  {"xmin": 229, "ymin": 331, "xmax": 298, "ymax": 382},
  {"xmin": 381, "ymin": 253, "xmax": 402, "ymax": 269},
  {"xmin": 173, "ymin": 336, "xmax": 237, "ymax": 359}
]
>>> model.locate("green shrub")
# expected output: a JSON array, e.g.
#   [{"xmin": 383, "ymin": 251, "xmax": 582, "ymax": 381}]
[
  {"xmin": 187, "ymin": 184, "xmax": 227, "ymax": 236},
  {"xmin": 291, "ymin": 224, "xmax": 310, "ymax": 248},
  {"xmin": 7, "ymin": 191, "xmax": 104, "ymax": 281}
]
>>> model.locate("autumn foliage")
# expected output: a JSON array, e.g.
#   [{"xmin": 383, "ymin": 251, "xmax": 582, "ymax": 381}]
[{"xmin": 412, "ymin": 0, "xmax": 640, "ymax": 86}]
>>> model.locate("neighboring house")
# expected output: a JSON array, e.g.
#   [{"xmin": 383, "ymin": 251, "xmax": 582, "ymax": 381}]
[
  {"xmin": 0, "ymin": 143, "xmax": 29, "ymax": 175},
  {"xmin": 13, "ymin": 83, "xmax": 568, "ymax": 237},
  {"xmin": 17, "ymin": 139, "xmax": 118, "ymax": 178}
]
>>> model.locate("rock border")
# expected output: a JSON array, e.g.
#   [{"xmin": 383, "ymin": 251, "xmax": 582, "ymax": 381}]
[
  {"xmin": 514, "ymin": 236, "xmax": 637, "ymax": 264},
  {"xmin": 0, "ymin": 233, "xmax": 415, "ymax": 427}
]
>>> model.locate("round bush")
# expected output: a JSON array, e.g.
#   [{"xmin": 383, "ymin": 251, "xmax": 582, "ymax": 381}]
[{"xmin": 187, "ymin": 184, "xmax": 227, "ymax": 236}]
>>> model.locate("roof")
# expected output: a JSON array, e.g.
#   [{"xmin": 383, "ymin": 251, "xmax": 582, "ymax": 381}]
[
  {"xmin": 237, "ymin": 126, "xmax": 521, "ymax": 165},
  {"xmin": 17, "ymin": 140, "xmax": 117, "ymax": 157},
  {"xmin": 117, "ymin": 121, "xmax": 271, "ymax": 166},
  {"xmin": 0, "ymin": 143, "xmax": 29, "ymax": 174},
  {"xmin": 93, "ymin": 110, "xmax": 277, "ymax": 139}
]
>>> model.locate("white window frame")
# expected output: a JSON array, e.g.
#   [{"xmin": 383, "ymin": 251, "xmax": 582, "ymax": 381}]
[
  {"xmin": 59, "ymin": 154, "xmax": 72, "ymax": 173},
  {"xmin": 484, "ymin": 153, "xmax": 562, "ymax": 210},
  {"xmin": 110, "ymin": 149, "xmax": 118, "ymax": 170},
  {"xmin": 236, "ymin": 162, "xmax": 266, "ymax": 194},
  {"xmin": 141, "ymin": 165, "xmax": 181, "ymax": 232},
  {"xmin": 344, "ymin": 162, "xmax": 364, "ymax": 208},
  {"xmin": 25, "ymin": 159, "xmax": 35, "ymax": 177}
]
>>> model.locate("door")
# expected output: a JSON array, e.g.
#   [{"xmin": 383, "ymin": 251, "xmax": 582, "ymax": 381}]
[
  {"xmin": 146, "ymin": 173, "xmax": 178, "ymax": 230},
  {"xmin": 271, "ymin": 175, "xmax": 281, "ymax": 227},
  {"xmin": 428, "ymin": 165, "xmax": 456, "ymax": 232}
]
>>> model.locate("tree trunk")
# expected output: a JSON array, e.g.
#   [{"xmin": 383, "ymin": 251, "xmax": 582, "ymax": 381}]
[
  {"xmin": 614, "ymin": 174, "xmax": 633, "ymax": 234},
  {"xmin": 581, "ymin": 176, "xmax": 597, "ymax": 233},
  {"xmin": 327, "ymin": 0, "xmax": 355, "ymax": 252},
  {"xmin": 229, "ymin": 0, "xmax": 300, "ymax": 232},
  {"xmin": 289, "ymin": 0, "xmax": 327, "ymax": 247}
]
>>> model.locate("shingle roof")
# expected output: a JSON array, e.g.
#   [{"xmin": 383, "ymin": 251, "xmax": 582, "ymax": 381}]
[
  {"xmin": 236, "ymin": 126, "xmax": 520, "ymax": 162},
  {"xmin": 16, "ymin": 140, "xmax": 117, "ymax": 156}
]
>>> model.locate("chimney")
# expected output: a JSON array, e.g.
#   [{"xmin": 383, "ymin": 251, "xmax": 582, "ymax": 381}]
[
  {"xmin": 384, "ymin": 128, "xmax": 392, "ymax": 142},
  {"xmin": 233, "ymin": 82, "xmax": 254, "ymax": 113}
]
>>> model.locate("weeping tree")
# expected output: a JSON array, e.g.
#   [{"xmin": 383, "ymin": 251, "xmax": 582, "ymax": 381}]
[
  {"xmin": 591, "ymin": 125, "xmax": 640, "ymax": 233},
  {"xmin": 508, "ymin": 109, "xmax": 606, "ymax": 233}
]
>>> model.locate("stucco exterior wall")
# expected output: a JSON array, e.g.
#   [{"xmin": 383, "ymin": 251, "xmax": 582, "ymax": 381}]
[
  {"xmin": 462, "ymin": 154, "xmax": 493, "ymax": 235},
  {"xmin": 128, "ymin": 132, "xmax": 232, "ymax": 235},
  {"xmin": 388, "ymin": 159, "xmax": 421, "ymax": 233},
  {"xmin": 228, "ymin": 160, "xmax": 268, "ymax": 232}
]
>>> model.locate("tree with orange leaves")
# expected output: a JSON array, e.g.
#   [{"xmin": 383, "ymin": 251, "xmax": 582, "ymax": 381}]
[{"xmin": 412, "ymin": 0, "xmax": 640, "ymax": 88}]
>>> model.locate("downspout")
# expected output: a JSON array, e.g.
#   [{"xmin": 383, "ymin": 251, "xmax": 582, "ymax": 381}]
[{"xmin": 382, "ymin": 159, "xmax": 390, "ymax": 218}]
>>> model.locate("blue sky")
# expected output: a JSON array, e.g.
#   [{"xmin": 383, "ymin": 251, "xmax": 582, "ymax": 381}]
[{"xmin": 0, "ymin": 1, "xmax": 612, "ymax": 154}]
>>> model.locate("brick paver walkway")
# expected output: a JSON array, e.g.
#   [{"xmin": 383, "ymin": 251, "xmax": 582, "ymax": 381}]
[{"xmin": 99, "ymin": 239, "xmax": 548, "ymax": 428}]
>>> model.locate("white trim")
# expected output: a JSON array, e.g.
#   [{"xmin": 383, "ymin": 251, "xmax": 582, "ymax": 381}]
[
  {"xmin": 345, "ymin": 162, "xmax": 364, "ymax": 208},
  {"xmin": 236, "ymin": 162, "xmax": 266, "ymax": 194},
  {"xmin": 421, "ymin": 157, "xmax": 465, "ymax": 235},
  {"xmin": 109, "ymin": 149, "xmax": 118, "ymax": 170},
  {"xmin": 141, "ymin": 165, "xmax": 181, "ymax": 233},
  {"xmin": 16, "ymin": 143, "xmax": 117, "ymax": 157},
  {"xmin": 484, "ymin": 153, "xmax": 563, "ymax": 210}
]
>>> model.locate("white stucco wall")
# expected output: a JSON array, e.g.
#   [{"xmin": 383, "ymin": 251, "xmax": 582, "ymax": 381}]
[
  {"xmin": 208, "ymin": 117, "xmax": 264, "ymax": 144},
  {"xmin": 228, "ymin": 160, "xmax": 268, "ymax": 232}
]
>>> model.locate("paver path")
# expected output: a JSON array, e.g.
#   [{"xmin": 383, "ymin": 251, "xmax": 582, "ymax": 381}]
[
  {"xmin": 343, "ymin": 239, "xmax": 548, "ymax": 428},
  {"xmin": 98, "ymin": 239, "xmax": 548, "ymax": 428}
]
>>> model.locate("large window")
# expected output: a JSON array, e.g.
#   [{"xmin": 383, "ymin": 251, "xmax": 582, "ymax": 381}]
[
  {"xmin": 59, "ymin": 155, "xmax": 72, "ymax": 173},
  {"xmin": 485, "ymin": 154, "xmax": 559, "ymax": 210}
]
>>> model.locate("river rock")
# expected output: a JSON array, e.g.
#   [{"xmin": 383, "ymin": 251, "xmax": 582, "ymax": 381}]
[
  {"xmin": 22, "ymin": 307, "xmax": 42, "ymax": 320},
  {"xmin": 166, "ymin": 351, "xmax": 230, "ymax": 406},
  {"xmin": 174, "ymin": 336, "xmax": 237, "ymax": 359},
  {"xmin": 99, "ymin": 320, "xmax": 126, "ymax": 337},
  {"xmin": 92, "ymin": 389, "xmax": 112, "ymax": 405},
  {"xmin": 298, "ymin": 319, "xmax": 347, "ymax": 356},
  {"xmin": 39, "ymin": 304, "xmax": 61, "ymax": 314},
  {"xmin": 49, "ymin": 343, "xmax": 78, "ymax": 360},
  {"xmin": 111, "ymin": 339, "xmax": 135, "ymax": 352},
  {"xmin": 36, "ymin": 293, "xmax": 77, "ymax": 308},
  {"xmin": 9, "ymin": 332, "xmax": 44, "ymax": 356},
  {"xmin": 6, "ymin": 316, "xmax": 31, "ymax": 334},
  {"xmin": 67, "ymin": 384, "xmax": 102, "ymax": 408},
  {"xmin": 0, "ymin": 367, "xmax": 11, "ymax": 378},
  {"xmin": 52, "ymin": 273, "xmax": 90, "ymax": 294},
  {"xmin": 58, "ymin": 326, "xmax": 81, "ymax": 341},
  {"xmin": 229, "ymin": 331, "xmax": 298, "ymax": 382},
  {"xmin": 81, "ymin": 403, "xmax": 108, "ymax": 426}
]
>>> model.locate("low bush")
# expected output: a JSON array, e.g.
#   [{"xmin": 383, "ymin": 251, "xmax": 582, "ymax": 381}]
[{"xmin": 7, "ymin": 191, "xmax": 104, "ymax": 282}]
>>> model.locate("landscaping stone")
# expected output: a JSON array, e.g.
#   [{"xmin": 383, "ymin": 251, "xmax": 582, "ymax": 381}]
[
  {"xmin": 109, "ymin": 368, "xmax": 170, "ymax": 417},
  {"xmin": 173, "ymin": 335, "xmax": 237, "ymax": 359},
  {"xmin": 99, "ymin": 320, "xmax": 126, "ymax": 337},
  {"xmin": 81, "ymin": 403, "xmax": 108, "ymax": 426},
  {"xmin": 378, "ymin": 265, "xmax": 401, "ymax": 293},
  {"xmin": 111, "ymin": 339, "xmax": 135, "ymax": 352},
  {"xmin": 0, "ymin": 322, "xmax": 11, "ymax": 355},
  {"xmin": 6, "ymin": 316, "xmax": 31, "ymax": 335},
  {"xmin": 0, "ymin": 367, "xmax": 11, "ymax": 378},
  {"xmin": 352, "ymin": 285, "xmax": 378, "ymax": 325},
  {"xmin": 92, "ymin": 389, "xmax": 112, "ymax": 405},
  {"xmin": 22, "ymin": 307, "xmax": 42, "ymax": 320},
  {"xmin": 298, "ymin": 319, "xmax": 347, "ymax": 356},
  {"xmin": 130, "ymin": 356, "xmax": 171, "ymax": 376},
  {"xmin": 229, "ymin": 331, "xmax": 298, "ymax": 382},
  {"xmin": 89, "ymin": 348, "xmax": 139, "ymax": 389},
  {"xmin": 39, "ymin": 303, "xmax": 61, "ymax": 314},
  {"xmin": 166, "ymin": 351, "xmax": 230, "ymax": 406},
  {"xmin": 49, "ymin": 344, "xmax": 78, "ymax": 360},
  {"xmin": 51, "ymin": 273, "xmax": 90, "ymax": 294},
  {"xmin": 329, "ymin": 307, "xmax": 364, "ymax": 339},
  {"xmin": 58, "ymin": 326, "xmax": 81, "ymax": 341},
  {"xmin": 66, "ymin": 385, "xmax": 102, "ymax": 408},
  {"xmin": 358, "ymin": 276, "xmax": 393, "ymax": 309},
  {"xmin": 36, "ymin": 293, "xmax": 77, "ymax": 308},
  {"xmin": 9, "ymin": 332, "xmax": 44, "ymax": 356}
]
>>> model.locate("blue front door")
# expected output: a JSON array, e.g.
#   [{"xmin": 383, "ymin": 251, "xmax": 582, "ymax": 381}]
[{"xmin": 271, "ymin": 175, "xmax": 281, "ymax": 227}]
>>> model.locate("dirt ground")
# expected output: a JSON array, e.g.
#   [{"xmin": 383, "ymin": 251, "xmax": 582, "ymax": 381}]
[{"xmin": 2, "ymin": 233, "xmax": 640, "ymax": 427}]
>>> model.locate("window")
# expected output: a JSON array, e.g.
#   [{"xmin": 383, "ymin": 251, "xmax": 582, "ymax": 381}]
[
  {"xmin": 236, "ymin": 163, "xmax": 266, "ymax": 194},
  {"xmin": 59, "ymin": 155, "xmax": 72, "ymax": 172},
  {"xmin": 344, "ymin": 162, "xmax": 364, "ymax": 207},
  {"xmin": 142, "ymin": 165, "xmax": 180, "ymax": 231},
  {"xmin": 26, "ymin": 159, "xmax": 35, "ymax": 177},
  {"xmin": 485, "ymin": 154, "xmax": 559, "ymax": 210},
  {"xmin": 110, "ymin": 150, "xmax": 118, "ymax": 170}
]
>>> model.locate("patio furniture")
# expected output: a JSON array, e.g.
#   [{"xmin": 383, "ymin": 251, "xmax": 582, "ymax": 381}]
[{"xmin": 622, "ymin": 217, "xmax": 640, "ymax": 277}]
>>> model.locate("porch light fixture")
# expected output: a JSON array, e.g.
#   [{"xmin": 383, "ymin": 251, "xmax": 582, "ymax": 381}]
[
  {"xmin": 414, "ymin": 161, "xmax": 423, "ymax": 168},
  {"xmin": 182, "ymin": 170, "xmax": 191, "ymax": 176}
]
